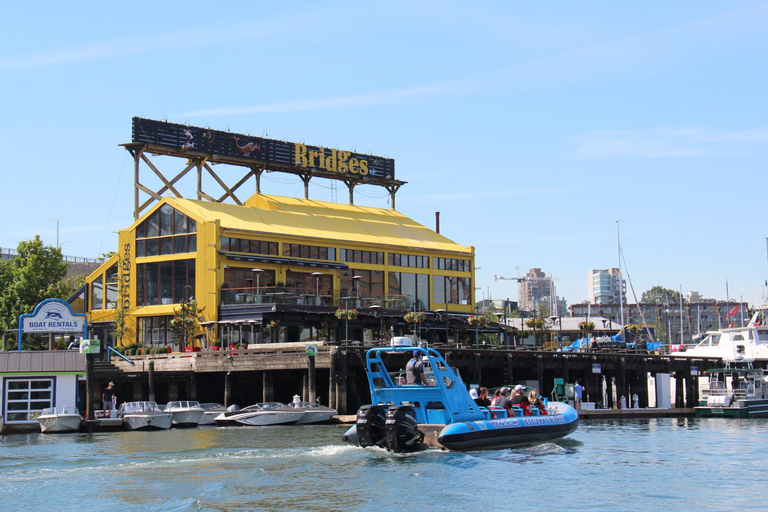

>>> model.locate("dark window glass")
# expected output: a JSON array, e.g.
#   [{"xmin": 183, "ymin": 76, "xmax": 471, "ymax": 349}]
[
  {"xmin": 188, "ymin": 235, "xmax": 196, "ymax": 252},
  {"xmin": 147, "ymin": 211, "xmax": 159, "ymax": 237},
  {"xmin": 136, "ymin": 239, "xmax": 145, "ymax": 258},
  {"xmin": 174, "ymin": 236, "xmax": 187, "ymax": 254},
  {"xmin": 160, "ymin": 237, "xmax": 173, "ymax": 256},
  {"xmin": 174, "ymin": 211, "xmax": 188, "ymax": 234},
  {"xmin": 145, "ymin": 238, "xmax": 158, "ymax": 257}
]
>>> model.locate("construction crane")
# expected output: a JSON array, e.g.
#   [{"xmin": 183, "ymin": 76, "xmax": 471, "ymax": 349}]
[{"xmin": 494, "ymin": 266, "xmax": 526, "ymax": 283}]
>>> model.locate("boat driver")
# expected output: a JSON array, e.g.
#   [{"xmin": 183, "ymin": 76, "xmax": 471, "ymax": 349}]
[{"xmin": 406, "ymin": 351, "xmax": 426, "ymax": 385}]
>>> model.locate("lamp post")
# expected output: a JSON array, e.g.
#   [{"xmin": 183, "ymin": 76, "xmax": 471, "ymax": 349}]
[
  {"xmin": 251, "ymin": 268, "xmax": 263, "ymax": 303},
  {"xmin": 181, "ymin": 285, "xmax": 194, "ymax": 351},
  {"xmin": 312, "ymin": 272, "xmax": 323, "ymax": 305},
  {"xmin": 47, "ymin": 218, "xmax": 59, "ymax": 248},
  {"xmin": 370, "ymin": 303, "xmax": 382, "ymax": 344}
]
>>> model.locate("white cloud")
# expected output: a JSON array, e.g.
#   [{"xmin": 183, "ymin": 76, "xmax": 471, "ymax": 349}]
[{"xmin": 564, "ymin": 127, "xmax": 768, "ymax": 160}]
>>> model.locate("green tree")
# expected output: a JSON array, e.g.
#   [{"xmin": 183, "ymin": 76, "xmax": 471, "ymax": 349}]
[
  {"xmin": 0, "ymin": 236, "xmax": 71, "ymax": 349},
  {"xmin": 641, "ymin": 285, "xmax": 682, "ymax": 305}
]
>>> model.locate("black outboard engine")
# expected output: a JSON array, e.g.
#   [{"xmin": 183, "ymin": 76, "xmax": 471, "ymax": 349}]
[
  {"xmin": 385, "ymin": 405, "xmax": 424, "ymax": 453},
  {"xmin": 356, "ymin": 405, "xmax": 387, "ymax": 448}
]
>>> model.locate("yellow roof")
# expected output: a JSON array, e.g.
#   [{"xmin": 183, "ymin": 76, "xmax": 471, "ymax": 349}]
[{"xmin": 166, "ymin": 194, "xmax": 472, "ymax": 255}]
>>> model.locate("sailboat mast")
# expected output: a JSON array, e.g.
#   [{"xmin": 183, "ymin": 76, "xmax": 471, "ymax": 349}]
[{"xmin": 617, "ymin": 221, "xmax": 625, "ymax": 328}]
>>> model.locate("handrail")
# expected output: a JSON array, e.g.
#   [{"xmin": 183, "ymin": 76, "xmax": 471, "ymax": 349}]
[{"xmin": 108, "ymin": 345, "xmax": 135, "ymax": 366}]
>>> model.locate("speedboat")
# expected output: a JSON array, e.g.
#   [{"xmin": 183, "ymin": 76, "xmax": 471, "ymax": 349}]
[
  {"xmin": 288, "ymin": 395, "xmax": 337, "ymax": 424},
  {"xmin": 37, "ymin": 406, "xmax": 83, "ymax": 433},
  {"xmin": 695, "ymin": 367, "xmax": 768, "ymax": 418},
  {"xmin": 214, "ymin": 402, "xmax": 304, "ymax": 426},
  {"xmin": 119, "ymin": 401, "xmax": 173, "ymax": 431},
  {"xmin": 676, "ymin": 308, "xmax": 768, "ymax": 362},
  {"xmin": 164, "ymin": 401, "xmax": 204, "ymax": 427},
  {"xmin": 341, "ymin": 346, "xmax": 578, "ymax": 452},
  {"xmin": 198, "ymin": 403, "xmax": 229, "ymax": 425}
]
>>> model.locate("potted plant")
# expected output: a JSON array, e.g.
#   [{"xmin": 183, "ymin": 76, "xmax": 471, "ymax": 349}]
[
  {"xmin": 403, "ymin": 311, "xmax": 426, "ymax": 323},
  {"xmin": 467, "ymin": 315, "xmax": 488, "ymax": 326},
  {"xmin": 335, "ymin": 308, "xmax": 358, "ymax": 320}
]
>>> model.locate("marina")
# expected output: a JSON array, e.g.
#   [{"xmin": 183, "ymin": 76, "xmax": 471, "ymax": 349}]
[{"xmin": 2, "ymin": 418, "xmax": 767, "ymax": 511}]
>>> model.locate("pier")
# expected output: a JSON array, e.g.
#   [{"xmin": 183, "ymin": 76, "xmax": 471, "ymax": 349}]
[{"xmin": 97, "ymin": 343, "xmax": 727, "ymax": 415}]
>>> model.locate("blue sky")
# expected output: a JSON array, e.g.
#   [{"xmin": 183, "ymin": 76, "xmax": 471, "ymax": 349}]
[{"xmin": 1, "ymin": 1, "xmax": 767, "ymax": 308}]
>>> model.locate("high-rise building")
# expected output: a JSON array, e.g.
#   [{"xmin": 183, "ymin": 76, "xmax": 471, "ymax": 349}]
[
  {"xmin": 518, "ymin": 268, "xmax": 555, "ymax": 312},
  {"xmin": 588, "ymin": 268, "xmax": 624, "ymax": 305}
]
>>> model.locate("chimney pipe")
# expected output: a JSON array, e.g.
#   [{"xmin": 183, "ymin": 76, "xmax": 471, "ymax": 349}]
[{"xmin": 435, "ymin": 211, "xmax": 440, "ymax": 234}]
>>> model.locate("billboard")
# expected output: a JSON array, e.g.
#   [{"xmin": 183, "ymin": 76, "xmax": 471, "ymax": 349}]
[{"xmin": 132, "ymin": 117, "xmax": 396, "ymax": 182}]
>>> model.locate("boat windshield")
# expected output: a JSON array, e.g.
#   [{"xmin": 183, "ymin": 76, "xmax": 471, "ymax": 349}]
[
  {"xmin": 697, "ymin": 334, "xmax": 720, "ymax": 347},
  {"xmin": 166, "ymin": 401, "xmax": 201, "ymax": 409},
  {"xmin": 40, "ymin": 406, "xmax": 79, "ymax": 415}
]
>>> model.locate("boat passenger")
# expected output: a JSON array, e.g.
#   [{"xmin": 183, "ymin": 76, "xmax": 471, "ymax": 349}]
[
  {"xmin": 491, "ymin": 388, "xmax": 501, "ymax": 406},
  {"xmin": 474, "ymin": 387, "xmax": 491, "ymax": 407},
  {"xmin": 405, "ymin": 351, "xmax": 426, "ymax": 385},
  {"xmin": 511, "ymin": 385, "xmax": 530, "ymax": 407},
  {"xmin": 528, "ymin": 388, "xmax": 548, "ymax": 415},
  {"xmin": 494, "ymin": 387, "xmax": 512, "ymax": 408},
  {"xmin": 469, "ymin": 388, "xmax": 479, "ymax": 400}
]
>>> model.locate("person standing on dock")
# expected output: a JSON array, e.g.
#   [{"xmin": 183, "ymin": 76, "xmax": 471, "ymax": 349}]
[
  {"xmin": 102, "ymin": 382, "xmax": 116, "ymax": 412},
  {"xmin": 574, "ymin": 381, "xmax": 583, "ymax": 410}
]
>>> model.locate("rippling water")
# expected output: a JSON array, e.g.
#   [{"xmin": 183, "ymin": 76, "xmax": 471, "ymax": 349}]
[{"xmin": 1, "ymin": 418, "xmax": 766, "ymax": 511}]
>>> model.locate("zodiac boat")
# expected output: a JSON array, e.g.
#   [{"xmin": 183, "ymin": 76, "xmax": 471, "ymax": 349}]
[{"xmin": 341, "ymin": 346, "xmax": 579, "ymax": 452}]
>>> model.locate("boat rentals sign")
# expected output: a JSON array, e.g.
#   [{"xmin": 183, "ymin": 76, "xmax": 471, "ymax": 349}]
[{"xmin": 19, "ymin": 298, "xmax": 87, "ymax": 335}]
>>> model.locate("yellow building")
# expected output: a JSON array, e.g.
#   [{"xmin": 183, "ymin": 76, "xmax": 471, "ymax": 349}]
[{"xmin": 81, "ymin": 193, "xmax": 475, "ymax": 350}]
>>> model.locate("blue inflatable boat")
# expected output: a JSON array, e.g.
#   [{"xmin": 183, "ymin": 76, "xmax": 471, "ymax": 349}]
[{"xmin": 341, "ymin": 346, "xmax": 578, "ymax": 452}]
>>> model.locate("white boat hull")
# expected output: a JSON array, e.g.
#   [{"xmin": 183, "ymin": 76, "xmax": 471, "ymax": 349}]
[
  {"xmin": 123, "ymin": 412, "xmax": 173, "ymax": 431},
  {"xmin": 294, "ymin": 408, "xmax": 336, "ymax": 424},
  {"xmin": 170, "ymin": 409, "xmax": 204, "ymax": 427},
  {"xmin": 38, "ymin": 414, "xmax": 82, "ymax": 433},
  {"xmin": 236, "ymin": 411, "xmax": 304, "ymax": 426}
]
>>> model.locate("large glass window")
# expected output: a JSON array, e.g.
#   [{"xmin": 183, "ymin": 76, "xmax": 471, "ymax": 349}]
[
  {"xmin": 340, "ymin": 269, "xmax": 384, "ymax": 298},
  {"xmin": 283, "ymin": 243, "xmax": 336, "ymax": 261},
  {"xmin": 135, "ymin": 204, "xmax": 197, "ymax": 257},
  {"xmin": 137, "ymin": 259, "xmax": 195, "ymax": 306},
  {"xmin": 433, "ymin": 257, "xmax": 472, "ymax": 272},
  {"xmin": 340, "ymin": 249, "xmax": 384, "ymax": 265},
  {"xmin": 4, "ymin": 378, "xmax": 53, "ymax": 423},
  {"xmin": 221, "ymin": 237, "xmax": 279, "ymax": 256},
  {"xmin": 389, "ymin": 253, "xmax": 429, "ymax": 269},
  {"xmin": 138, "ymin": 316, "xmax": 176, "ymax": 346},
  {"xmin": 388, "ymin": 272, "xmax": 429, "ymax": 310},
  {"xmin": 91, "ymin": 275, "xmax": 103, "ymax": 310},
  {"xmin": 105, "ymin": 262, "xmax": 118, "ymax": 309},
  {"xmin": 433, "ymin": 275, "xmax": 471, "ymax": 305}
]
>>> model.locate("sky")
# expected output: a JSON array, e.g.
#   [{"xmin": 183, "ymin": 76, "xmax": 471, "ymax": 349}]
[{"xmin": 1, "ymin": 1, "xmax": 767, "ymax": 308}]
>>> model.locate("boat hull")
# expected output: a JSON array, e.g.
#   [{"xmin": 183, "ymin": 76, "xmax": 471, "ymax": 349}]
[
  {"xmin": 236, "ymin": 411, "xmax": 304, "ymax": 426},
  {"xmin": 38, "ymin": 414, "xmax": 83, "ymax": 433},
  {"xmin": 695, "ymin": 399, "xmax": 768, "ymax": 418},
  {"xmin": 437, "ymin": 412, "xmax": 579, "ymax": 451},
  {"xmin": 170, "ymin": 409, "xmax": 204, "ymax": 427},
  {"xmin": 294, "ymin": 408, "xmax": 336, "ymax": 424},
  {"xmin": 123, "ymin": 412, "xmax": 173, "ymax": 431}
]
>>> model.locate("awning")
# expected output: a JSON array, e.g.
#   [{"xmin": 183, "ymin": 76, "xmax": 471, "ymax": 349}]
[{"xmin": 223, "ymin": 253, "xmax": 348, "ymax": 270}]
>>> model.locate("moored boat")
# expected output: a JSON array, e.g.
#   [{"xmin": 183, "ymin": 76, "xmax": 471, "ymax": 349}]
[
  {"xmin": 676, "ymin": 308, "xmax": 768, "ymax": 362},
  {"xmin": 342, "ymin": 346, "xmax": 578, "ymax": 452},
  {"xmin": 37, "ymin": 406, "xmax": 83, "ymax": 433},
  {"xmin": 695, "ymin": 367, "xmax": 768, "ymax": 418},
  {"xmin": 288, "ymin": 395, "xmax": 337, "ymax": 424},
  {"xmin": 198, "ymin": 403, "xmax": 229, "ymax": 425},
  {"xmin": 164, "ymin": 401, "xmax": 204, "ymax": 427},
  {"xmin": 119, "ymin": 401, "xmax": 173, "ymax": 431},
  {"xmin": 214, "ymin": 402, "xmax": 304, "ymax": 426}
]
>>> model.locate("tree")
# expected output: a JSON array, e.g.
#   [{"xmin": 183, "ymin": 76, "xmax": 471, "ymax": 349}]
[
  {"xmin": 641, "ymin": 285, "xmax": 682, "ymax": 305},
  {"xmin": 0, "ymin": 236, "xmax": 71, "ymax": 349}
]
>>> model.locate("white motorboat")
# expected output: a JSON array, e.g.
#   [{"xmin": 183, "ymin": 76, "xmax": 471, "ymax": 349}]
[
  {"xmin": 695, "ymin": 367, "xmax": 768, "ymax": 418},
  {"xmin": 164, "ymin": 401, "xmax": 204, "ymax": 427},
  {"xmin": 37, "ymin": 406, "xmax": 83, "ymax": 433},
  {"xmin": 119, "ymin": 401, "xmax": 173, "ymax": 431},
  {"xmin": 288, "ymin": 396, "xmax": 337, "ymax": 424},
  {"xmin": 198, "ymin": 403, "xmax": 229, "ymax": 425},
  {"xmin": 215, "ymin": 402, "xmax": 304, "ymax": 426},
  {"xmin": 676, "ymin": 308, "xmax": 768, "ymax": 362}
]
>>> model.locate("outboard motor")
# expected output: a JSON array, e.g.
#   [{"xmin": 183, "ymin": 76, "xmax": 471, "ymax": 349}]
[
  {"xmin": 356, "ymin": 405, "xmax": 387, "ymax": 448},
  {"xmin": 385, "ymin": 405, "xmax": 424, "ymax": 453}
]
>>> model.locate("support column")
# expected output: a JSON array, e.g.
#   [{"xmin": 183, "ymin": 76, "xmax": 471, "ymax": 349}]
[
  {"xmin": 132, "ymin": 380, "xmax": 144, "ymax": 401},
  {"xmin": 263, "ymin": 371, "xmax": 274, "ymax": 402},
  {"xmin": 224, "ymin": 372, "xmax": 231, "ymax": 406},
  {"xmin": 307, "ymin": 355, "xmax": 316, "ymax": 403},
  {"xmin": 329, "ymin": 349, "xmax": 338, "ymax": 411},
  {"xmin": 337, "ymin": 350, "xmax": 348, "ymax": 414},
  {"xmin": 148, "ymin": 361, "xmax": 155, "ymax": 403},
  {"xmin": 168, "ymin": 379, "xmax": 178, "ymax": 402}
]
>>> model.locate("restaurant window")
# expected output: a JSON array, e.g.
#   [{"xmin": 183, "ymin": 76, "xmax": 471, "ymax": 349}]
[
  {"xmin": 340, "ymin": 249, "xmax": 384, "ymax": 265},
  {"xmin": 91, "ymin": 275, "xmax": 104, "ymax": 310},
  {"xmin": 4, "ymin": 378, "xmax": 53, "ymax": 423},
  {"xmin": 433, "ymin": 275, "xmax": 471, "ymax": 305},
  {"xmin": 105, "ymin": 262, "xmax": 119, "ymax": 309},
  {"xmin": 283, "ymin": 243, "xmax": 336, "ymax": 261},
  {"xmin": 389, "ymin": 253, "xmax": 429, "ymax": 269},
  {"xmin": 138, "ymin": 316, "xmax": 177, "ymax": 346},
  {"xmin": 221, "ymin": 237, "xmax": 279, "ymax": 256},
  {"xmin": 136, "ymin": 259, "xmax": 195, "ymax": 306},
  {"xmin": 341, "ymin": 270, "xmax": 384, "ymax": 297},
  {"xmin": 388, "ymin": 272, "xmax": 429, "ymax": 310},
  {"xmin": 135, "ymin": 204, "xmax": 197, "ymax": 258}
]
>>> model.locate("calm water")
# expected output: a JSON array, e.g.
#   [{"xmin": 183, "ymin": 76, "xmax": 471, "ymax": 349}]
[{"xmin": 1, "ymin": 418, "xmax": 765, "ymax": 511}]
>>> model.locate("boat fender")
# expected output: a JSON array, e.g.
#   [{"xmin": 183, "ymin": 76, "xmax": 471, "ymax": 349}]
[
  {"xmin": 356, "ymin": 405, "xmax": 387, "ymax": 448},
  {"xmin": 384, "ymin": 405, "xmax": 424, "ymax": 453}
]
